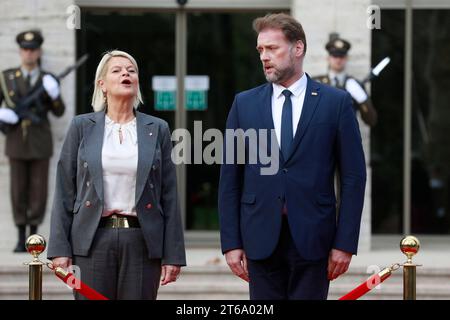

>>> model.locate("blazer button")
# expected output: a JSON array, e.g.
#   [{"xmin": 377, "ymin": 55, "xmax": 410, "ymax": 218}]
[
  {"xmin": 149, "ymin": 183, "xmax": 154, "ymax": 189},
  {"xmin": 283, "ymin": 168, "xmax": 288, "ymax": 173},
  {"xmin": 152, "ymin": 165, "xmax": 156, "ymax": 170},
  {"xmin": 83, "ymin": 162, "xmax": 88, "ymax": 168},
  {"xmin": 146, "ymin": 203, "xmax": 152, "ymax": 209},
  {"xmin": 85, "ymin": 200, "xmax": 91, "ymax": 207},
  {"xmin": 86, "ymin": 181, "xmax": 90, "ymax": 187}
]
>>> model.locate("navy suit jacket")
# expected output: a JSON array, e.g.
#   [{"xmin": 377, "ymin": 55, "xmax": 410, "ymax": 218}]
[{"xmin": 218, "ymin": 75, "xmax": 366, "ymax": 261}]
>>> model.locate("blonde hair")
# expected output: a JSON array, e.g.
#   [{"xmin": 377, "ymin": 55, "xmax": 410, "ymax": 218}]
[{"xmin": 91, "ymin": 50, "xmax": 143, "ymax": 112}]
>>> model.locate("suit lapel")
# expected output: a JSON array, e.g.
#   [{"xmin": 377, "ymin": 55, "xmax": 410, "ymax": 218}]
[
  {"xmin": 31, "ymin": 72, "xmax": 43, "ymax": 93},
  {"xmin": 15, "ymin": 69, "xmax": 28, "ymax": 97},
  {"xmin": 15, "ymin": 68, "xmax": 43, "ymax": 98},
  {"xmin": 260, "ymin": 83, "xmax": 275, "ymax": 132},
  {"xmin": 84, "ymin": 111, "xmax": 105, "ymax": 202},
  {"xmin": 135, "ymin": 111, "xmax": 157, "ymax": 204},
  {"xmin": 285, "ymin": 75, "xmax": 321, "ymax": 163},
  {"xmin": 259, "ymin": 83, "xmax": 284, "ymax": 162}
]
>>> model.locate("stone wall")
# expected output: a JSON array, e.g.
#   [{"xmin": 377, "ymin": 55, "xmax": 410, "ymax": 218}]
[{"xmin": 0, "ymin": 0, "xmax": 76, "ymax": 249}]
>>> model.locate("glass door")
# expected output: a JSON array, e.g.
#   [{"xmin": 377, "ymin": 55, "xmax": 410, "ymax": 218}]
[
  {"xmin": 184, "ymin": 12, "xmax": 268, "ymax": 230},
  {"xmin": 76, "ymin": 10, "xmax": 176, "ymax": 128}
]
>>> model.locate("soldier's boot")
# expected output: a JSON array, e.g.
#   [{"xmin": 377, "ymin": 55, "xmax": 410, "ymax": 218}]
[
  {"xmin": 29, "ymin": 225, "xmax": 38, "ymax": 236},
  {"xmin": 13, "ymin": 225, "xmax": 27, "ymax": 253}
]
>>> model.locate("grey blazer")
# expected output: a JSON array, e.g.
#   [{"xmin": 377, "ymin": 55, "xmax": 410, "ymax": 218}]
[{"xmin": 47, "ymin": 111, "xmax": 186, "ymax": 266}]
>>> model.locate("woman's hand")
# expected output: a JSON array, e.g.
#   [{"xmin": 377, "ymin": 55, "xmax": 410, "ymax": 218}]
[
  {"xmin": 52, "ymin": 257, "xmax": 72, "ymax": 270},
  {"xmin": 160, "ymin": 265, "xmax": 181, "ymax": 286}
]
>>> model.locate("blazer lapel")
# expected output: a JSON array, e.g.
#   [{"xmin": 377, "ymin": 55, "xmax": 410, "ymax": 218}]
[
  {"xmin": 259, "ymin": 83, "xmax": 284, "ymax": 162},
  {"xmin": 15, "ymin": 69, "xmax": 28, "ymax": 98},
  {"xmin": 84, "ymin": 111, "xmax": 105, "ymax": 202},
  {"xmin": 285, "ymin": 75, "xmax": 321, "ymax": 163},
  {"xmin": 31, "ymin": 73, "xmax": 43, "ymax": 93},
  {"xmin": 135, "ymin": 111, "xmax": 157, "ymax": 204}
]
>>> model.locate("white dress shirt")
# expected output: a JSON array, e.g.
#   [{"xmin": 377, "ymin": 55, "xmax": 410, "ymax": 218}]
[
  {"xmin": 271, "ymin": 72, "xmax": 307, "ymax": 147},
  {"xmin": 101, "ymin": 115, "xmax": 138, "ymax": 217},
  {"xmin": 20, "ymin": 66, "xmax": 40, "ymax": 88},
  {"xmin": 328, "ymin": 70, "xmax": 347, "ymax": 87}
]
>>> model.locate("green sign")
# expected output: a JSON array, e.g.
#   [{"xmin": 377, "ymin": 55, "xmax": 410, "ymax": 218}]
[
  {"xmin": 154, "ymin": 91, "xmax": 176, "ymax": 111},
  {"xmin": 152, "ymin": 75, "xmax": 209, "ymax": 111},
  {"xmin": 186, "ymin": 90, "xmax": 207, "ymax": 111}
]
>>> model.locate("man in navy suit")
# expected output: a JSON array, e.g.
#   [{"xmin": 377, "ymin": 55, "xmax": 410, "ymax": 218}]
[{"xmin": 218, "ymin": 13, "xmax": 366, "ymax": 300}]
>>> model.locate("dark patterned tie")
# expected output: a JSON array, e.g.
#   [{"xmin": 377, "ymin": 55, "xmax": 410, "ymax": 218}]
[
  {"xmin": 334, "ymin": 76, "xmax": 340, "ymax": 88},
  {"xmin": 25, "ymin": 74, "xmax": 32, "ymax": 92},
  {"xmin": 281, "ymin": 89, "xmax": 293, "ymax": 161}
]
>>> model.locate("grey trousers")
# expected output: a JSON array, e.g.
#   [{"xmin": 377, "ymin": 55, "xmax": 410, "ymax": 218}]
[{"xmin": 73, "ymin": 227, "xmax": 161, "ymax": 300}]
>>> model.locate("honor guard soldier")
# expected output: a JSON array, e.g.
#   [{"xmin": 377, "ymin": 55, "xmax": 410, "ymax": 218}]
[
  {"xmin": 0, "ymin": 30, "xmax": 65, "ymax": 252},
  {"xmin": 314, "ymin": 35, "xmax": 377, "ymax": 127}
]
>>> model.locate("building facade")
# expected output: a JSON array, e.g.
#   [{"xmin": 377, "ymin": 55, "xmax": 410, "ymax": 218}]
[{"xmin": 1, "ymin": 0, "xmax": 449, "ymax": 252}]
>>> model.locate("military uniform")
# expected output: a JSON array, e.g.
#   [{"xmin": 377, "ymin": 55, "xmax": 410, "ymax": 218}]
[
  {"xmin": 313, "ymin": 37, "xmax": 377, "ymax": 127},
  {"xmin": 0, "ymin": 30, "xmax": 65, "ymax": 252}
]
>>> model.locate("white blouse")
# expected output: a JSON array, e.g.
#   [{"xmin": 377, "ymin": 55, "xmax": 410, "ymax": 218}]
[{"xmin": 101, "ymin": 115, "xmax": 138, "ymax": 217}]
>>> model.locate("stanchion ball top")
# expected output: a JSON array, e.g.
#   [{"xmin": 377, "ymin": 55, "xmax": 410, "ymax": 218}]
[{"xmin": 25, "ymin": 234, "xmax": 46, "ymax": 257}]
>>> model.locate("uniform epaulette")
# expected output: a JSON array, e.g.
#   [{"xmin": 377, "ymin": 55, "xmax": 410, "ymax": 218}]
[
  {"xmin": 3, "ymin": 68, "xmax": 18, "ymax": 74},
  {"xmin": 313, "ymin": 75, "xmax": 330, "ymax": 85},
  {"xmin": 2, "ymin": 68, "xmax": 22, "ymax": 80}
]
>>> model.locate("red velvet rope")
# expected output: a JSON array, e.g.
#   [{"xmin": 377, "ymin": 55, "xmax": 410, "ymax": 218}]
[
  {"xmin": 339, "ymin": 267, "xmax": 392, "ymax": 300},
  {"xmin": 54, "ymin": 267, "xmax": 108, "ymax": 300}
]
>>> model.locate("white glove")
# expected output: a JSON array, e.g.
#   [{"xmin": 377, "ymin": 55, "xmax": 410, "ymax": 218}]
[
  {"xmin": 42, "ymin": 74, "xmax": 60, "ymax": 100},
  {"xmin": 0, "ymin": 108, "xmax": 19, "ymax": 124},
  {"xmin": 345, "ymin": 78, "xmax": 368, "ymax": 104}
]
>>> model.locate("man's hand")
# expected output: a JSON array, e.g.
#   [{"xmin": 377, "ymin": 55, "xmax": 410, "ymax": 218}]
[
  {"xmin": 52, "ymin": 257, "xmax": 72, "ymax": 270},
  {"xmin": 160, "ymin": 265, "xmax": 181, "ymax": 286},
  {"xmin": 225, "ymin": 249, "xmax": 249, "ymax": 282},
  {"xmin": 42, "ymin": 74, "xmax": 60, "ymax": 100},
  {"xmin": 328, "ymin": 249, "xmax": 352, "ymax": 280}
]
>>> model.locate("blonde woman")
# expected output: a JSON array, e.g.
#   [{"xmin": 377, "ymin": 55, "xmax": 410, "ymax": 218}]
[{"xmin": 47, "ymin": 50, "xmax": 186, "ymax": 300}]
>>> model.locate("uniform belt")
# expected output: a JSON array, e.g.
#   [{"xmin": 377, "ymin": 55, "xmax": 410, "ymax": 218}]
[{"xmin": 98, "ymin": 214, "xmax": 140, "ymax": 229}]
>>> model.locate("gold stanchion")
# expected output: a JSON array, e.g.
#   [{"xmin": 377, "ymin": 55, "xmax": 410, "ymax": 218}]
[
  {"xmin": 24, "ymin": 234, "xmax": 46, "ymax": 300},
  {"xmin": 400, "ymin": 235, "xmax": 420, "ymax": 300}
]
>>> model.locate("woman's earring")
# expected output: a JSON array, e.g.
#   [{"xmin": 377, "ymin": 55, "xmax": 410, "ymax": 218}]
[{"xmin": 103, "ymin": 93, "xmax": 107, "ymax": 105}]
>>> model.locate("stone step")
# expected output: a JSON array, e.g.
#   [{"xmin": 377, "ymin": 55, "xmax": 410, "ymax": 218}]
[
  {"xmin": 1, "ymin": 265, "xmax": 449, "ymax": 282},
  {"xmin": 2, "ymin": 284, "xmax": 449, "ymax": 300},
  {"xmin": 330, "ymin": 284, "xmax": 450, "ymax": 297},
  {"xmin": 1, "ymin": 265, "xmax": 450, "ymax": 300},
  {"xmin": 0, "ymin": 282, "xmax": 73, "ymax": 300}
]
